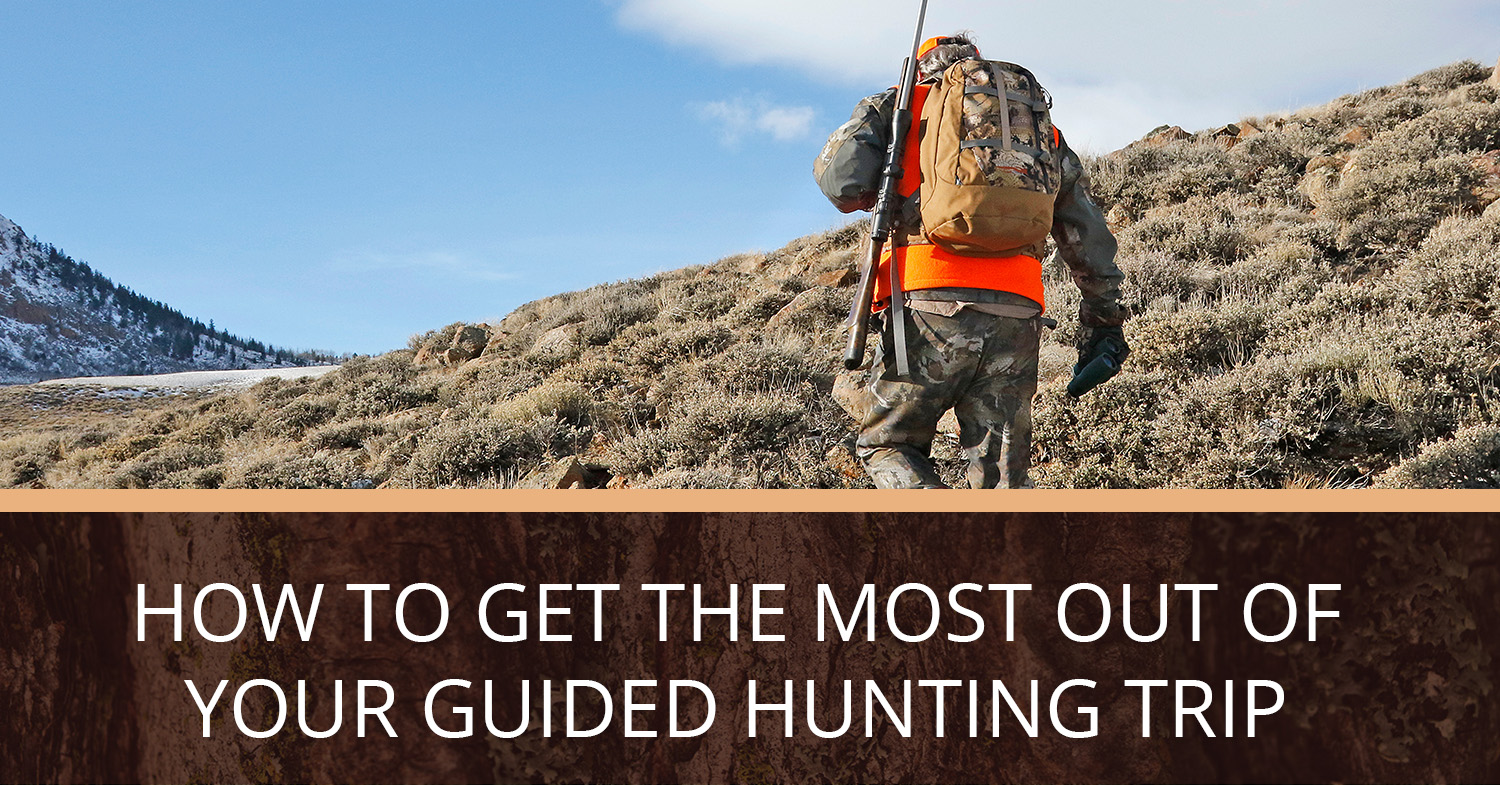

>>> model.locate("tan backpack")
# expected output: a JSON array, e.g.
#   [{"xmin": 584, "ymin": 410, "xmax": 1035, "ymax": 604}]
[{"xmin": 918, "ymin": 59, "xmax": 1062, "ymax": 257}]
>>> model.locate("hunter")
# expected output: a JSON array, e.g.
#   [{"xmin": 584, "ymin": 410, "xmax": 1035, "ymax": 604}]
[{"xmin": 815, "ymin": 34, "xmax": 1129, "ymax": 489}]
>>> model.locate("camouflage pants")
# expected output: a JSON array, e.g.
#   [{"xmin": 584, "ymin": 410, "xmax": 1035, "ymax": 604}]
[{"xmin": 856, "ymin": 308, "xmax": 1041, "ymax": 489}]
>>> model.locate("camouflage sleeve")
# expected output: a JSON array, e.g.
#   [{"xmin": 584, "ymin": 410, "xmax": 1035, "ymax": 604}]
[
  {"xmin": 813, "ymin": 89, "xmax": 896, "ymax": 214},
  {"xmin": 1051, "ymin": 132, "xmax": 1129, "ymax": 327}
]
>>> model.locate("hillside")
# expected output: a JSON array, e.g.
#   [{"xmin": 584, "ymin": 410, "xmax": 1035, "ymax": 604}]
[
  {"xmin": 2, "ymin": 58, "xmax": 1497, "ymax": 489},
  {"xmin": 0, "ymin": 213, "xmax": 331, "ymax": 384}
]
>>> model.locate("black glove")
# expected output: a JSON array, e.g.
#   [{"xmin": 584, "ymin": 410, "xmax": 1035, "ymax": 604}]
[
  {"xmin": 1076, "ymin": 326, "xmax": 1129, "ymax": 371},
  {"xmin": 1069, "ymin": 326, "xmax": 1130, "ymax": 398}
]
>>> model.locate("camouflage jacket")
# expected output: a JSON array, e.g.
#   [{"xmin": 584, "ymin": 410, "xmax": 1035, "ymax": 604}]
[{"xmin": 815, "ymin": 85, "xmax": 1128, "ymax": 327}]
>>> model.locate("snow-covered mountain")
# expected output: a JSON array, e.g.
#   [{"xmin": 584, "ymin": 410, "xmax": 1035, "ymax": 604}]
[{"xmin": 0, "ymin": 212, "xmax": 321, "ymax": 384}]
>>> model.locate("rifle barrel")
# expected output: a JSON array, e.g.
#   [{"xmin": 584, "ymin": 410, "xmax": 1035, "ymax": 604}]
[{"xmin": 841, "ymin": 0, "xmax": 930, "ymax": 371}]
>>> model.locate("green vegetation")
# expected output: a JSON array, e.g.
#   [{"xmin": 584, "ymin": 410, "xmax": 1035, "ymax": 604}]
[{"xmin": 2, "ymin": 60, "xmax": 1496, "ymax": 488}]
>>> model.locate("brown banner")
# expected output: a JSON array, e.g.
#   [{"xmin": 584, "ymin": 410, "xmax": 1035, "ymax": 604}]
[{"xmin": 2, "ymin": 512, "xmax": 1496, "ymax": 784}]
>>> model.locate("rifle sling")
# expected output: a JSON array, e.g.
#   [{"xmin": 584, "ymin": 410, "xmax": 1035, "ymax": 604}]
[{"xmin": 890, "ymin": 244, "xmax": 911, "ymax": 379}]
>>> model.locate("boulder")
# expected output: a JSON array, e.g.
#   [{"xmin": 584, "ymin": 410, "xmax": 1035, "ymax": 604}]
[
  {"xmin": 1306, "ymin": 154, "xmax": 1349, "ymax": 174},
  {"xmin": 1473, "ymin": 151, "xmax": 1500, "ymax": 209},
  {"xmin": 733, "ymin": 253, "xmax": 768, "ymax": 274},
  {"xmin": 823, "ymin": 443, "xmax": 866, "ymax": 482},
  {"xmin": 494, "ymin": 308, "xmax": 540, "ymax": 338},
  {"xmin": 832, "ymin": 370, "xmax": 872, "ymax": 422},
  {"xmin": 529, "ymin": 324, "xmax": 578, "ymax": 357},
  {"xmin": 1139, "ymin": 125, "xmax": 1191, "ymax": 147},
  {"xmin": 1338, "ymin": 126, "xmax": 1372, "ymax": 146},
  {"xmin": 813, "ymin": 266, "xmax": 858, "ymax": 288},
  {"xmin": 1297, "ymin": 169, "xmax": 1339, "ymax": 211},
  {"xmin": 516, "ymin": 456, "xmax": 589, "ymax": 489},
  {"xmin": 1297, "ymin": 157, "xmax": 1352, "ymax": 211},
  {"xmin": 435, "ymin": 324, "xmax": 492, "ymax": 366},
  {"xmin": 418, "ymin": 323, "xmax": 495, "ymax": 367},
  {"xmin": 1491, "ymin": 56, "xmax": 1500, "ymax": 88},
  {"xmin": 1206, "ymin": 123, "xmax": 1243, "ymax": 149}
]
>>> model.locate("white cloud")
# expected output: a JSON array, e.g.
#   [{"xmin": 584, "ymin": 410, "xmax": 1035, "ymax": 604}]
[
  {"xmin": 697, "ymin": 97, "xmax": 816, "ymax": 145},
  {"xmin": 618, "ymin": 0, "xmax": 1500, "ymax": 150}
]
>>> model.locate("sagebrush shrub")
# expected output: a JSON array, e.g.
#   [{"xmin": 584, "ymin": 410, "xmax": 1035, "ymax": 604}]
[
  {"xmin": 704, "ymin": 339, "xmax": 822, "ymax": 394},
  {"xmin": 339, "ymin": 372, "xmax": 440, "ymax": 418},
  {"xmin": 307, "ymin": 420, "xmax": 384, "ymax": 451},
  {"xmin": 1395, "ymin": 209, "xmax": 1500, "ymax": 317},
  {"xmin": 111, "ymin": 444, "xmax": 223, "ymax": 489},
  {"xmin": 1376, "ymin": 425, "xmax": 1500, "ymax": 488},
  {"xmin": 765, "ymin": 287, "xmax": 849, "ymax": 335},
  {"xmin": 226, "ymin": 453, "xmax": 358, "ymax": 489},
  {"xmin": 177, "ymin": 410, "xmax": 256, "ymax": 447},
  {"xmin": 1121, "ymin": 197, "xmax": 1251, "ymax": 264},
  {"xmin": 1154, "ymin": 142, "xmax": 1239, "ymax": 203},
  {"xmin": 262, "ymin": 395, "xmax": 339, "ymax": 439},
  {"xmin": 0, "ymin": 434, "xmax": 63, "ymax": 487},
  {"xmin": 573, "ymin": 290, "xmax": 660, "ymax": 347},
  {"xmin": 627, "ymin": 324, "xmax": 733, "ymax": 370},
  {"xmin": 662, "ymin": 386, "xmax": 807, "ymax": 464},
  {"xmin": 1407, "ymin": 60, "xmax": 1491, "ymax": 92},
  {"xmin": 657, "ymin": 276, "xmax": 740, "ymax": 323},
  {"xmin": 1229, "ymin": 132, "xmax": 1312, "ymax": 203},
  {"xmin": 491, "ymin": 379, "xmax": 596, "ymax": 428},
  {"xmin": 1325, "ymin": 103, "xmax": 1500, "ymax": 250},
  {"xmin": 603, "ymin": 430, "xmax": 677, "ymax": 475},
  {"xmin": 403, "ymin": 419, "xmax": 565, "ymax": 487},
  {"xmin": 638, "ymin": 467, "xmax": 757, "ymax": 489}
]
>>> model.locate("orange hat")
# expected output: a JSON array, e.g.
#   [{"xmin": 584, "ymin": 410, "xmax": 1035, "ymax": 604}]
[{"xmin": 918, "ymin": 36, "xmax": 978, "ymax": 60}]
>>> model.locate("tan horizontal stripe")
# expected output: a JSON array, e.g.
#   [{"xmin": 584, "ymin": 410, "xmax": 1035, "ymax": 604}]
[{"xmin": 1, "ymin": 490, "xmax": 1495, "ymax": 514}]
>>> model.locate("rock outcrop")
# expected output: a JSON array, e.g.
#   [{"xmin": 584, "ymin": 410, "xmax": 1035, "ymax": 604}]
[
  {"xmin": 1338, "ymin": 126, "xmax": 1373, "ymax": 146},
  {"xmin": 414, "ymin": 323, "xmax": 495, "ymax": 367},
  {"xmin": 1138, "ymin": 125, "xmax": 1192, "ymax": 147}
]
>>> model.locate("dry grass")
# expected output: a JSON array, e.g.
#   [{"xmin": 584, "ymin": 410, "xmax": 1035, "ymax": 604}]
[{"xmin": 2, "ymin": 60, "xmax": 1497, "ymax": 488}]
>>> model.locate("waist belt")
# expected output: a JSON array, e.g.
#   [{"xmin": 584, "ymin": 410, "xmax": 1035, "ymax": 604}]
[
  {"xmin": 905, "ymin": 287, "xmax": 1040, "ymax": 305},
  {"xmin": 904, "ymin": 287, "xmax": 1043, "ymax": 319},
  {"xmin": 905, "ymin": 299, "xmax": 1043, "ymax": 319}
]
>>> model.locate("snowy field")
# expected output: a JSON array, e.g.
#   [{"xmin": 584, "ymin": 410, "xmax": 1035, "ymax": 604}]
[{"xmin": 35, "ymin": 365, "xmax": 340, "ymax": 391}]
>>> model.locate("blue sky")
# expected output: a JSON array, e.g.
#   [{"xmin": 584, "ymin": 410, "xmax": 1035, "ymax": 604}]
[{"xmin": 1, "ymin": 1, "xmax": 1496, "ymax": 355}]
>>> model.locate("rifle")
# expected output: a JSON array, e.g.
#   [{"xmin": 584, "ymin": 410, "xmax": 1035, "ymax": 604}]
[{"xmin": 843, "ymin": 0, "xmax": 931, "ymax": 374}]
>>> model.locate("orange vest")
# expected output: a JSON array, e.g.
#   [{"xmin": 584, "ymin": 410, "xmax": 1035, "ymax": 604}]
[{"xmin": 873, "ymin": 85, "xmax": 1049, "ymax": 311}]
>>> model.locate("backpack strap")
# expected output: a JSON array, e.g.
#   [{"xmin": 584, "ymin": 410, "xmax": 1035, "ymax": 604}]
[
  {"xmin": 960, "ymin": 139, "xmax": 1047, "ymax": 160},
  {"xmin": 963, "ymin": 85, "xmax": 1044, "ymax": 109},
  {"xmin": 996, "ymin": 70, "xmax": 1013, "ymax": 153}
]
